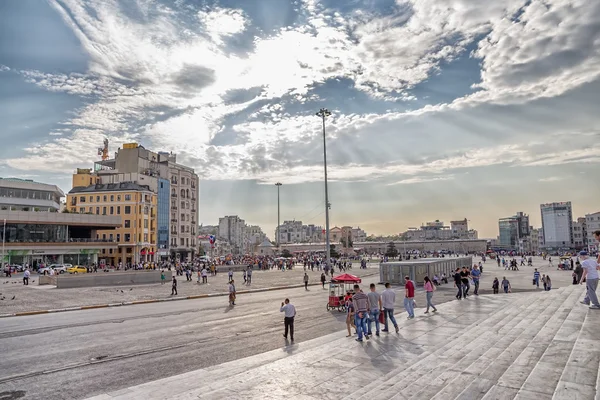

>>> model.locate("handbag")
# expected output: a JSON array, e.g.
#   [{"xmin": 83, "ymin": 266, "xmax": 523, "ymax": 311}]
[{"xmin": 378, "ymin": 311, "xmax": 385, "ymax": 324}]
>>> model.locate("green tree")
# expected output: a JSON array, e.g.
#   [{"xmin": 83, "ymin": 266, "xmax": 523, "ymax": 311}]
[
  {"xmin": 281, "ymin": 249, "xmax": 292, "ymax": 258},
  {"xmin": 385, "ymin": 242, "xmax": 398, "ymax": 258},
  {"xmin": 330, "ymin": 244, "xmax": 340, "ymax": 258}
]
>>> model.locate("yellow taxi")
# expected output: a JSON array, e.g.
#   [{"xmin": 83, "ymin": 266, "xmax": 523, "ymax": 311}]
[{"xmin": 67, "ymin": 265, "xmax": 88, "ymax": 274}]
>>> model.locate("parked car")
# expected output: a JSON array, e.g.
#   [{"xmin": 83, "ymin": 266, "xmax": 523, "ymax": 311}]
[
  {"xmin": 67, "ymin": 265, "xmax": 87, "ymax": 274},
  {"xmin": 10, "ymin": 264, "xmax": 24, "ymax": 272},
  {"xmin": 51, "ymin": 264, "xmax": 68, "ymax": 274}
]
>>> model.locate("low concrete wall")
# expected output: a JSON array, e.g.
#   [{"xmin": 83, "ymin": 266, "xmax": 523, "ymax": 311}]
[
  {"xmin": 55, "ymin": 270, "xmax": 173, "ymax": 289},
  {"xmin": 38, "ymin": 275, "xmax": 58, "ymax": 286}
]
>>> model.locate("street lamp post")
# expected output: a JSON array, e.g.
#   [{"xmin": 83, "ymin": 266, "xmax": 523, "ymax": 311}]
[
  {"xmin": 316, "ymin": 108, "xmax": 332, "ymax": 270},
  {"xmin": 2, "ymin": 219, "xmax": 5, "ymax": 267},
  {"xmin": 275, "ymin": 182, "xmax": 282, "ymax": 252}
]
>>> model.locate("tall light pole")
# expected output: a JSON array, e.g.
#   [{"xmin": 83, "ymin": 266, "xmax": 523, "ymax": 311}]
[
  {"xmin": 275, "ymin": 182, "xmax": 282, "ymax": 252},
  {"xmin": 316, "ymin": 108, "xmax": 332, "ymax": 269},
  {"xmin": 2, "ymin": 219, "xmax": 5, "ymax": 267}
]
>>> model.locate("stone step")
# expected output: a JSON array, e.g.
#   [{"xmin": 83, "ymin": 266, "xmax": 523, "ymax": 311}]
[
  {"xmin": 446, "ymin": 285, "xmax": 583, "ymax": 400},
  {"xmin": 407, "ymin": 287, "xmax": 575, "ymax": 400},
  {"xmin": 349, "ymin": 290, "xmax": 559, "ymax": 400}
]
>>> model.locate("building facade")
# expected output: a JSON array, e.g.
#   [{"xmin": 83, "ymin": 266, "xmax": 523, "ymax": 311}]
[
  {"xmin": 218, "ymin": 215, "xmax": 246, "ymax": 254},
  {"xmin": 403, "ymin": 219, "xmax": 474, "ymax": 241},
  {"xmin": 168, "ymin": 163, "xmax": 198, "ymax": 260},
  {"xmin": 276, "ymin": 220, "xmax": 324, "ymax": 244},
  {"xmin": 572, "ymin": 217, "xmax": 587, "ymax": 250},
  {"xmin": 67, "ymin": 182, "xmax": 157, "ymax": 266},
  {"xmin": 0, "ymin": 210, "xmax": 119, "ymax": 267},
  {"xmin": 498, "ymin": 217, "xmax": 520, "ymax": 249},
  {"xmin": 585, "ymin": 212, "xmax": 600, "ymax": 253},
  {"xmin": 0, "ymin": 178, "xmax": 64, "ymax": 212},
  {"xmin": 540, "ymin": 202, "xmax": 573, "ymax": 249}
]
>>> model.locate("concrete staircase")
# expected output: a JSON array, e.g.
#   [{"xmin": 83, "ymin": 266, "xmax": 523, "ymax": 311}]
[
  {"xmin": 85, "ymin": 285, "xmax": 600, "ymax": 400},
  {"xmin": 344, "ymin": 285, "xmax": 599, "ymax": 400}
]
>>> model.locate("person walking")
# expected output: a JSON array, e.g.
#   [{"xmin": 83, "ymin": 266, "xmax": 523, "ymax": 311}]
[
  {"xmin": 579, "ymin": 251, "xmax": 600, "ymax": 309},
  {"xmin": 201, "ymin": 267, "xmax": 208, "ymax": 284},
  {"xmin": 501, "ymin": 277, "xmax": 510, "ymax": 293},
  {"xmin": 229, "ymin": 279, "xmax": 236, "ymax": 306},
  {"xmin": 23, "ymin": 268, "xmax": 30, "ymax": 285},
  {"xmin": 320, "ymin": 272, "xmax": 326, "ymax": 289},
  {"xmin": 404, "ymin": 276, "xmax": 415, "ymax": 319},
  {"xmin": 280, "ymin": 298, "xmax": 296, "ymax": 342},
  {"xmin": 228, "ymin": 268, "xmax": 233, "ymax": 282},
  {"xmin": 546, "ymin": 275, "xmax": 552, "ymax": 291},
  {"xmin": 381, "ymin": 282, "xmax": 399, "ymax": 333},
  {"xmin": 345, "ymin": 297, "xmax": 356, "ymax": 337},
  {"xmin": 171, "ymin": 276, "xmax": 178, "ymax": 295},
  {"xmin": 246, "ymin": 267, "xmax": 252, "ymax": 285},
  {"xmin": 453, "ymin": 268, "xmax": 463, "ymax": 300},
  {"xmin": 352, "ymin": 284, "xmax": 370, "ymax": 342},
  {"xmin": 460, "ymin": 267, "xmax": 470, "ymax": 297},
  {"xmin": 303, "ymin": 273, "xmax": 309, "ymax": 290},
  {"xmin": 423, "ymin": 276, "xmax": 437, "ymax": 313},
  {"xmin": 492, "ymin": 277, "xmax": 499, "ymax": 294},
  {"xmin": 367, "ymin": 283, "xmax": 382, "ymax": 337},
  {"xmin": 161, "ymin": 270, "xmax": 166, "ymax": 285},
  {"xmin": 471, "ymin": 265, "xmax": 481, "ymax": 295},
  {"xmin": 533, "ymin": 268, "xmax": 541, "ymax": 289}
]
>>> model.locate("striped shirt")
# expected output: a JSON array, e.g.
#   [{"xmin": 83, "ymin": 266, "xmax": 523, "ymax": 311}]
[
  {"xmin": 533, "ymin": 271, "xmax": 540, "ymax": 280},
  {"xmin": 352, "ymin": 292, "xmax": 369, "ymax": 312}
]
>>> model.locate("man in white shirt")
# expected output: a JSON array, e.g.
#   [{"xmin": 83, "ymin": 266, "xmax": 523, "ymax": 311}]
[
  {"xmin": 280, "ymin": 298, "xmax": 296, "ymax": 341},
  {"xmin": 381, "ymin": 282, "xmax": 399, "ymax": 333},
  {"xmin": 579, "ymin": 251, "xmax": 600, "ymax": 309},
  {"xmin": 23, "ymin": 268, "xmax": 31, "ymax": 285}
]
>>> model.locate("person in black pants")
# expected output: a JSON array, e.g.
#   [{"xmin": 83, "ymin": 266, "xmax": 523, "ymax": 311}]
[
  {"xmin": 280, "ymin": 298, "xmax": 296, "ymax": 342},
  {"xmin": 453, "ymin": 268, "xmax": 463, "ymax": 299},
  {"xmin": 171, "ymin": 276, "xmax": 177, "ymax": 295}
]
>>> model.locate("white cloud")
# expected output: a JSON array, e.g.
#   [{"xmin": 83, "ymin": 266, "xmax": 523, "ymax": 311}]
[
  {"xmin": 539, "ymin": 176, "xmax": 564, "ymax": 182},
  {"xmin": 387, "ymin": 175, "xmax": 455, "ymax": 186},
  {"xmin": 198, "ymin": 7, "xmax": 248, "ymax": 43}
]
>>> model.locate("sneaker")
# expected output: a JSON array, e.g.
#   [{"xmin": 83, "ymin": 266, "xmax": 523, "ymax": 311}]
[
  {"xmin": 395, "ymin": 326, "xmax": 399, "ymax": 333},
  {"xmin": 433, "ymin": 309, "xmax": 438, "ymax": 313},
  {"xmin": 424, "ymin": 311, "xmax": 429, "ymax": 314},
  {"xmin": 376, "ymin": 332, "xmax": 380, "ymax": 337},
  {"xmin": 365, "ymin": 335, "xmax": 370, "ymax": 340},
  {"xmin": 580, "ymin": 301, "xmax": 590, "ymax": 305},
  {"xmin": 382, "ymin": 329, "xmax": 389, "ymax": 333},
  {"xmin": 590, "ymin": 305, "xmax": 600, "ymax": 310},
  {"xmin": 356, "ymin": 338, "xmax": 363, "ymax": 342}
]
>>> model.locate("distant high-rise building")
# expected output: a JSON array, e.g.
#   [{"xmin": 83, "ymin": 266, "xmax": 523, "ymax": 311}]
[
  {"xmin": 585, "ymin": 212, "xmax": 600, "ymax": 253},
  {"xmin": 540, "ymin": 202, "xmax": 573, "ymax": 249},
  {"xmin": 218, "ymin": 215, "xmax": 246, "ymax": 254},
  {"xmin": 572, "ymin": 217, "xmax": 587, "ymax": 250},
  {"xmin": 498, "ymin": 217, "xmax": 520, "ymax": 248}
]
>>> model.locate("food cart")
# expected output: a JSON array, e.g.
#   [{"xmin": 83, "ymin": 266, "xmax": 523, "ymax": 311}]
[{"xmin": 327, "ymin": 273, "xmax": 362, "ymax": 312}]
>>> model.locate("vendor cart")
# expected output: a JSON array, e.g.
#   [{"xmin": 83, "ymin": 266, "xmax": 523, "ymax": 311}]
[{"xmin": 327, "ymin": 273, "xmax": 362, "ymax": 312}]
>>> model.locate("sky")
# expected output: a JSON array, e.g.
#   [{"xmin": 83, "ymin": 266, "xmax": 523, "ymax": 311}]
[{"xmin": 0, "ymin": 0, "xmax": 599, "ymax": 239}]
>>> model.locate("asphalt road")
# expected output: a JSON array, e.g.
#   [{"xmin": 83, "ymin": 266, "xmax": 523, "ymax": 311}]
[{"xmin": 0, "ymin": 274, "xmax": 382, "ymax": 400}]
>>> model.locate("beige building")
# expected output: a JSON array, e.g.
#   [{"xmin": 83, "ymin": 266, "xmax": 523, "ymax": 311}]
[{"xmin": 67, "ymin": 182, "xmax": 157, "ymax": 266}]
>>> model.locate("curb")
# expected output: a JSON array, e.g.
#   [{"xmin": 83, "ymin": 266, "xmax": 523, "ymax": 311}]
[{"xmin": 0, "ymin": 271, "xmax": 378, "ymax": 318}]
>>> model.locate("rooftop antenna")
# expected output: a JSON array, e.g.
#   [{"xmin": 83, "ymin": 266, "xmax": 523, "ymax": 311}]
[{"xmin": 98, "ymin": 138, "xmax": 109, "ymax": 161}]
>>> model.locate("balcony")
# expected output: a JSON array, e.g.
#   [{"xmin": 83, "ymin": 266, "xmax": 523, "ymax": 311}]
[
  {"xmin": 171, "ymin": 218, "xmax": 178, "ymax": 223},
  {"xmin": 191, "ymin": 208, "xmax": 196, "ymax": 213},
  {"xmin": 171, "ymin": 205, "xmax": 178, "ymax": 210},
  {"xmin": 171, "ymin": 193, "xmax": 178, "ymax": 198}
]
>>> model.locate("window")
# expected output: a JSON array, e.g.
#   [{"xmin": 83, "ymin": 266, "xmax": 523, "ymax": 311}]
[
  {"xmin": 89, "ymin": 196, "xmax": 93, "ymax": 202},
  {"xmin": 124, "ymin": 206, "xmax": 131, "ymax": 214},
  {"xmin": 96, "ymin": 196, "xmax": 100, "ymax": 202},
  {"xmin": 125, "ymin": 194, "xmax": 131, "ymax": 201},
  {"xmin": 102, "ymin": 234, "xmax": 106, "ymax": 240},
  {"xmin": 181, "ymin": 225, "xmax": 184, "ymax": 232},
  {"xmin": 109, "ymin": 234, "xmax": 113, "ymax": 241},
  {"xmin": 181, "ymin": 201, "xmax": 185, "ymax": 208},
  {"xmin": 126, "ymin": 247, "xmax": 132, "ymax": 253},
  {"xmin": 117, "ymin": 195, "xmax": 121, "ymax": 201},
  {"xmin": 144, "ymin": 206, "xmax": 149, "ymax": 215},
  {"xmin": 117, "ymin": 206, "xmax": 121, "ymax": 214},
  {"xmin": 79, "ymin": 207, "xmax": 85, "ymax": 213},
  {"xmin": 139, "ymin": 219, "xmax": 142, "ymax": 228},
  {"xmin": 79, "ymin": 196, "xmax": 86, "ymax": 202},
  {"xmin": 96, "ymin": 207, "xmax": 100, "ymax": 214},
  {"xmin": 144, "ymin": 233, "xmax": 148, "ymax": 242},
  {"xmin": 144, "ymin": 219, "xmax": 148, "ymax": 229},
  {"xmin": 139, "ymin": 234, "xmax": 141, "ymax": 242},
  {"xmin": 124, "ymin": 220, "xmax": 131, "ymax": 228},
  {"xmin": 181, "ymin": 213, "xmax": 185, "ymax": 220},
  {"xmin": 89, "ymin": 207, "xmax": 93, "ymax": 213},
  {"xmin": 102, "ymin": 207, "xmax": 107, "ymax": 215},
  {"xmin": 109, "ymin": 249, "xmax": 113, "ymax": 254},
  {"xmin": 124, "ymin": 233, "xmax": 131, "ymax": 242},
  {"xmin": 103, "ymin": 195, "xmax": 107, "ymax": 201},
  {"xmin": 110, "ymin": 206, "xmax": 114, "ymax": 215},
  {"xmin": 180, "ymin": 238, "xmax": 185, "ymax": 246},
  {"xmin": 116, "ymin": 234, "xmax": 120, "ymax": 242}
]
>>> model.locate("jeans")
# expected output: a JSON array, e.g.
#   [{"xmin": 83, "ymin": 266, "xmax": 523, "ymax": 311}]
[
  {"xmin": 404, "ymin": 297, "xmax": 414, "ymax": 318},
  {"xmin": 354, "ymin": 312, "xmax": 368, "ymax": 340},
  {"xmin": 583, "ymin": 278, "xmax": 599, "ymax": 306},
  {"xmin": 368, "ymin": 309, "xmax": 380, "ymax": 334},
  {"xmin": 426, "ymin": 291, "xmax": 436, "ymax": 311},
  {"xmin": 383, "ymin": 308, "xmax": 398, "ymax": 331},
  {"xmin": 456, "ymin": 284, "xmax": 463, "ymax": 299},
  {"xmin": 473, "ymin": 280, "xmax": 479, "ymax": 295},
  {"xmin": 463, "ymin": 282, "xmax": 470, "ymax": 296},
  {"xmin": 534, "ymin": 278, "xmax": 539, "ymax": 288}
]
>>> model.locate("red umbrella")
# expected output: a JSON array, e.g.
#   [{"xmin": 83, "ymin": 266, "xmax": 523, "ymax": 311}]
[{"xmin": 331, "ymin": 273, "xmax": 362, "ymax": 283}]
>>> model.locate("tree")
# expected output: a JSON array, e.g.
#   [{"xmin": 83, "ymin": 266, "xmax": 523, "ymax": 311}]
[
  {"xmin": 330, "ymin": 244, "xmax": 340, "ymax": 259},
  {"xmin": 385, "ymin": 242, "xmax": 398, "ymax": 258},
  {"xmin": 281, "ymin": 249, "xmax": 292, "ymax": 258}
]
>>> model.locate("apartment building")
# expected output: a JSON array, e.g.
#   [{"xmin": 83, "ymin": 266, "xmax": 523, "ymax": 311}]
[
  {"xmin": 67, "ymin": 182, "xmax": 157, "ymax": 266},
  {"xmin": 0, "ymin": 177, "xmax": 64, "ymax": 212}
]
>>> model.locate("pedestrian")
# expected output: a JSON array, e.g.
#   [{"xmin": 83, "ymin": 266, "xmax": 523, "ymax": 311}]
[
  {"xmin": 280, "ymin": 298, "xmax": 296, "ymax": 342},
  {"xmin": 247, "ymin": 267, "xmax": 252, "ymax": 285},
  {"xmin": 171, "ymin": 276, "xmax": 177, "ymax": 295},
  {"xmin": 160, "ymin": 270, "xmax": 166, "ymax": 285},
  {"xmin": 23, "ymin": 268, "xmax": 30, "ymax": 285},
  {"xmin": 229, "ymin": 279, "xmax": 236, "ymax": 306},
  {"xmin": 546, "ymin": 275, "xmax": 552, "ymax": 291},
  {"xmin": 243, "ymin": 269, "xmax": 247, "ymax": 284},
  {"xmin": 492, "ymin": 277, "xmax": 499, "ymax": 294},
  {"xmin": 423, "ymin": 276, "xmax": 437, "ymax": 313},
  {"xmin": 352, "ymin": 284, "xmax": 369, "ymax": 342},
  {"xmin": 201, "ymin": 267, "xmax": 208, "ymax": 284},
  {"xmin": 471, "ymin": 265, "xmax": 481, "ymax": 295},
  {"xmin": 501, "ymin": 277, "xmax": 510, "ymax": 293},
  {"xmin": 453, "ymin": 268, "xmax": 463, "ymax": 300},
  {"xmin": 303, "ymin": 272, "xmax": 309, "ymax": 290},
  {"xmin": 320, "ymin": 272, "xmax": 326, "ymax": 289},
  {"xmin": 366, "ymin": 283, "xmax": 382, "ymax": 337},
  {"xmin": 533, "ymin": 268, "xmax": 540, "ymax": 289},
  {"xmin": 228, "ymin": 268, "xmax": 233, "ymax": 282},
  {"xmin": 403, "ymin": 276, "xmax": 415, "ymax": 319},
  {"xmin": 381, "ymin": 282, "xmax": 399, "ymax": 333},
  {"xmin": 345, "ymin": 297, "xmax": 356, "ymax": 337},
  {"xmin": 461, "ymin": 267, "xmax": 470, "ymax": 297},
  {"xmin": 579, "ymin": 251, "xmax": 600, "ymax": 309}
]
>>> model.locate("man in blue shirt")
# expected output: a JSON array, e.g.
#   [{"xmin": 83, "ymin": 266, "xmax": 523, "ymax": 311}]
[
  {"xmin": 533, "ymin": 268, "xmax": 541, "ymax": 289},
  {"xmin": 471, "ymin": 265, "xmax": 481, "ymax": 295}
]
